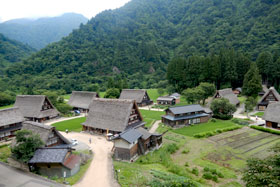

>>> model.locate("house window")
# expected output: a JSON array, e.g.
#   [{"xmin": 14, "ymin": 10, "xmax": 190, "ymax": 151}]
[
  {"xmin": 278, "ymin": 123, "xmax": 280, "ymax": 128},
  {"xmin": 197, "ymin": 118, "xmax": 200, "ymax": 123}
]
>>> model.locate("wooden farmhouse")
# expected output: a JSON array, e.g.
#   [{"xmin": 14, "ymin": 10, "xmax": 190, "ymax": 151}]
[
  {"xmin": 68, "ymin": 91, "xmax": 99, "ymax": 113},
  {"xmin": 14, "ymin": 95, "xmax": 59, "ymax": 122},
  {"xmin": 0, "ymin": 107, "xmax": 25, "ymax": 141},
  {"xmin": 28, "ymin": 147, "xmax": 80, "ymax": 178},
  {"xmin": 213, "ymin": 88, "xmax": 240, "ymax": 106},
  {"xmin": 257, "ymin": 87, "xmax": 280, "ymax": 111},
  {"xmin": 162, "ymin": 104, "xmax": 211, "ymax": 128},
  {"xmin": 119, "ymin": 89, "xmax": 153, "ymax": 107},
  {"xmin": 113, "ymin": 127, "xmax": 162, "ymax": 161},
  {"xmin": 18, "ymin": 121, "xmax": 71, "ymax": 147},
  {"xmin": 157, "ymin": 96, "xmax": 176, "ymax": 105},
  {"xmin": 170, "ymin": 93, "xmax": 181, "ymax": 104},
  {"xmin": 82, "ymin": 98, "xmax": 145, "ymax": 134},
  {"xmin": 263, "ymin": 102, "xmax": 280, "ymax": 130}
]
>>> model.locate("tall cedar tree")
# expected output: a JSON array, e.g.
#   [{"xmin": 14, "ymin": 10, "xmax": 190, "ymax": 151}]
[{"xmin": 242, "ymin": 62, "xmax": 262, "ymax": 97}]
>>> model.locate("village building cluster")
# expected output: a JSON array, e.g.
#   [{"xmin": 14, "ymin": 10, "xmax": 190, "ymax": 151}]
[{"xmin": 1, "ymin": 86, "xmax": 280, "ymax": 179}]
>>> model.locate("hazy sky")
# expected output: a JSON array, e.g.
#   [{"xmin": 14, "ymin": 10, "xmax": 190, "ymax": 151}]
[{"xmin": 0, "ymin": 0, "xmax": 131, "ymax": 22}]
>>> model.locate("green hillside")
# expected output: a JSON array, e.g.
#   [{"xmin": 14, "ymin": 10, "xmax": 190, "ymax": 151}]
[
  {"xmin": 3, "ymin": 0, "xmax": 280, "ymax": 92},
  {"xmin": 0, "ymin": 33, "xmax": 35, "ymax": 68}
]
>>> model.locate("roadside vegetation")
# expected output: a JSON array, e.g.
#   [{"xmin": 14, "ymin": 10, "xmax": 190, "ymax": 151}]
[
  {"xmin": 0, "ymin": 144, "xmax": 11, "ymax": 163},
  {"xmin": 52, "ymin": 117, "xmax": 85, "ymax": 132}
]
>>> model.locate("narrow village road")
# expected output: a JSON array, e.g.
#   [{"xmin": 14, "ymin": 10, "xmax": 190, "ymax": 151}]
[
  {"xmin": 139, "ymin": 105, "xmax": 164, "ymax": 111},
  {"xmin": 43, "ymin": 114, "xmax": 85, "ymax": 126},
  {"xmin": 149, "ymin": 120, "xmax": 161, "ymax": 133},
  {"xmin": 60, "ymin": 132, "xmax": 119, "ymax": 187}
]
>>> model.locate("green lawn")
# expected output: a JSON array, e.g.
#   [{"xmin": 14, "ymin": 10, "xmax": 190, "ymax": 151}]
[
  {"xmin": 0, "ymin": 144, "xmax": 11, "ymax": 163},
  {"xmin": 63, "ymin": 94, "xmax": 71, "ymax": 100},
  {"xmin": 172, "ymin": 119, "xmax": 240, "ymax": 137},
  {"xmin": 52, "ymin": 117, "xmax": 86, "ymax": 132},
  {"xmin": 0, "ymin": 105, "xmax": 13, "ymax": 110},
  {"xmin": 237, "ymin": 96, "xmax": 247, "ymax": 104},
  {"xmin": 252, "ymin": 112, "xmax": 264, "ymax": 117},
  {"xmin": 140, "ymin": 109, "xmax": 165, "ymax": 128},
  {"xmin": 147, "ymin": 89, "xmax": 168, "ymax": 103}
]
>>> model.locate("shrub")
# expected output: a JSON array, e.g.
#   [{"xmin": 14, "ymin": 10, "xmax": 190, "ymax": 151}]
[
  {"xmin": 232, "ymin": 118, "xmax": 250, "ymax": 125},
  {"xmin": 182, "ymin": 149, "xmax": 190, "ymax": 154},
  {"xmin": 203, "ymin": 172, "xmax": 213, "ymax": 180},
  {"xmin": 184, "ymin": 162, "xmax": 189, "ymax": 167},
  {"xmin": 212, "ymin": 175, "xmax": 218, "ymax": 182},
  {"xmin": 203, "ymin": 167, "xmax": 210, "ymax": 172},
  {"xmin": 210, "ymin": 118, "xmax": 217, "ymax": 122},
  {"xmin": 217, "ymin": 172, "xmax": 224, "ymax": 178},
  {"xmin": 210, "ymin": 168, "xmax": 218, "ymax": 175},
  {"xmin": 250, "ymin": 125, "xmax": 280, "ymax": 135},
  {"xmin": 166, "ymin": 143, "xmax": 179, "ymax": 154},
  {"xmin": 192, "ymin": 167, "xmax": 199, "ymax": 176}
]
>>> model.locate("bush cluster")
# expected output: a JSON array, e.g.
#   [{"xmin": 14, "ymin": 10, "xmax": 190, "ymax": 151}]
[
  {"xmin": 202, "ymin": 167, "xmax": 224, "ymax": 182},
  {"xmin": 194, "ymin": 126, "xmax": 242, "ymax": 138},
  {"xmin": 250, "ymin": 125, "xmax": 280, "ymax": 135},
  {"xmin": 232, "ymin": 118, "xmax": 250, "ymax": 125}
]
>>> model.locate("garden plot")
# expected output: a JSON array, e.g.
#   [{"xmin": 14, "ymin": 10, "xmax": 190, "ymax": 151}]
[{"xmin": 209, "ymin": 127, "xmax": 280, "ymax": 159}]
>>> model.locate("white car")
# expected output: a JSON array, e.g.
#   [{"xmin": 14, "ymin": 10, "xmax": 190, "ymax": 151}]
[{"xmin": 71, "ymin": 139, "xmax": 78, "ymax": 146}]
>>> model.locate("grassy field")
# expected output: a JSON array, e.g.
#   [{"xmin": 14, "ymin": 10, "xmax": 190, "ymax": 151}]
[
  {"xmin": 0, "ymin": 144, "xmax": 11, "ymax": 163},
  {"xmin": 172, "ymin": 119, "xmax": 240, "ymax": 137},
  {"xmin": 251, "ymin": 112, "xmax": 264, "ymax": 117},
  {"xmin": 52, "ymin": 117, "xmax": 86, "ymax": 132},
  {"xmin": 0, "ymin": 105, "xmax": 13, "ymax": 110},
  {"xmin": 146, "ymin": 89, "xmax": 168, "ymax": 103},
  {"xmin": 139, "ymin": 109, "xmax": 165, "ymax": 128},
  {"xmin": 114, "ymin": 125, "xmax": 280, "ymax": 186},
  {"xmin": 237, "ymin": 96, "xmax": 247, "ymax": 104}
]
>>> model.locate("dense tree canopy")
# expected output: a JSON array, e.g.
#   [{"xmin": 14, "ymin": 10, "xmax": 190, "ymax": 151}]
[
  {"xmin": 210, "ymin": 98, "xmax": 236, "ymax": 120},
  {"xmin": 242, "ymin": 62, "xmax": 262, "ymax": 97},
  {"xmin": 2, "ymin": 0, "xmax": 280, "ymax": 93}
]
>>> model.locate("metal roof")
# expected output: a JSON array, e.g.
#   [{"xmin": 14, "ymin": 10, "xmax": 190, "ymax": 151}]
[
  {"xmin": 162, "ymin": 113, "xmax": 209, "ymax": 121},
  {"xmin": 119, "ymin": 128, "xmax": 142, "ymax": 144},
  {"xmin": 29, "ymin": 148, "xmax": 68, "ymax": 164},
  {"xmin": 167, "ymin": 104, "xmax": 205, "ymax": 115}
]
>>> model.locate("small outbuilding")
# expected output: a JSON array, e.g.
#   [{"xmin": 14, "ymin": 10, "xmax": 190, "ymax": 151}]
[
  {"xmin": 157, "ymin": 96, "xmax": 176, "ymax": 105},
  {"xmin": 68, "ymin": 91, "xmax": 99, "ymax": 113},
  {"xmin": 14, "ymin": 95, "xmax": 59, "ymax": 122},
  {"xmin": 0, "ymin": 107, "xmax": 25, "ymax": 141},
  {"xmin": 28, "ymin": 147, "xmax": 80, "ymax": 178},
  {"xmin": 119, "ymin": 89, "xmax": 153, "ymax": 107},
  {"xmin": 162, "ymin": 104, "xmax": 210, "ymax": 128},
  {"xmin": 263, "ymin": 102, "xmax": 280, "ymax": 130},
  {"xmin": 170, "ymin": 93, "xmax": 181, "ymax": 104},
  {"xmin": 213, "ymin": 88, "xmax": 240, "ymax": 106},
  {"xmin": 257, "ymin": 87, "xmax": 280, "ymax": 111},
  {"xmin": 82, "ymin": 98, "xmax": 145, "ymax": 135},
  {"xmin": 20, "ymin": 121, "xmax": 71, "ymax": 147},
  {"xmin": 113, "ymin": 127, "xmax": 162, "ymax": 161}
]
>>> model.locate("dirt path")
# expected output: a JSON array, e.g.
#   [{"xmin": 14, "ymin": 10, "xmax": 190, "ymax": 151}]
[
  {"xmin": 149, "ymin": 120, "xmax": 161, "ymax": 133},
  {"xmin": 139, "ymin": 105, "xmax": 164, "ymax": 111},
  {"xmin": 60, "ymin": 132, "xmax": 119, "ymax": 187}
]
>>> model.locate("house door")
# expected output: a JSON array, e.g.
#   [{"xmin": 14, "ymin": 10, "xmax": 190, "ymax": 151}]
[{"xmin": 272, "ymin": 122, "xmax": 278, "ymax": 129}]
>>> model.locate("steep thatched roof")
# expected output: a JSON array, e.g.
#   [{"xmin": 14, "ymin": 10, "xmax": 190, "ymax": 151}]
[
  {"xmin": 214, "ymin": 88, "xmax": 240, "ymax": 106},
  {"xmin": 119, "ymin": 89, "xmax": 148, "ymax": 103},
  {"xmin": 21, "ymin": 121, "xmax": 70, "ymax": 145},
  {"xmin": 68, "ymin": 91, "xmax": 99, "ymax": 109},
  {"xmin": 14, "ymin": 95, "xmax": 59, "ymax": 119},
  {"xmin": 0, "ymin": 107, "xmax": 25, "ymax": 127},
  {"xmin": 258, "ymin": 87, "xmax": 280, "ymax": 104},
  {"xmin": 263, "ymin": 102, "xmax": 280, "ymax": 123},
  {"xmin": 83, "ymin": 98, "xmax": 144, "ymax": 132}
]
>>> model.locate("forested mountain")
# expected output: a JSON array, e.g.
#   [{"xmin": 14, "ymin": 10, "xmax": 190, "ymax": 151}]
[
  {"xmin": 3, "ymin": 0, "xmax": 280, "ymax": 93},
  {"xmin": 0, "ymin": 33, "xmax": 35, "ymax": 68},
  {"xmin": 0, "ymin": 13, "xmax": 88, "ymax": 49}
]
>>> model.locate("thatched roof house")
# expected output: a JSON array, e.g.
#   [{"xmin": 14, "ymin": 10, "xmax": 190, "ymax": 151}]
[
  {"xmin": 263, "ymin": 102, "xmax": 280, "ymax": 130},
  {"xmin": 0, "ymin": 107, "xmax": 25, "ymax": 140},
  {"xmin": 119, "ymin": 89, "xmax": 153, "ymax": 106},
  {"xmin": 213, "ymin": 88, "xmax": 240, "ymax": 106},
  {"xmin": 82, "ymin": 98, "xmax": 145, "ymax": 134},
  {"xmin": 29, "ymin": 147, "xmax": 80, "ymax": 178},
  {"xmin": 19, "ymin": 121, "xmax": 70, "ymax": 147},
  {"xmin": 257, "ymin": 87, "xmax": 280, "ymax": 111},
  {"xmin": 68, "ymin": 91, "xmax": 99, "ymax": 112},
  {"xmin": 14, "ymin": 95, "xmax": 59, "ymax": 122}
]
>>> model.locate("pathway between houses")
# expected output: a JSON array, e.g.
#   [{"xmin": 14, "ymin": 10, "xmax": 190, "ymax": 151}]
[
  {"xmin": 139, "ymin": 105, "xmax": 164, "ymax": 111},
  {"xmin": 61, "ymin": 132, "xmax": 119, "ymax": 187},
  {"xmin": 149, "ymin": 120, "xmax": 161, "ymax": 133}
]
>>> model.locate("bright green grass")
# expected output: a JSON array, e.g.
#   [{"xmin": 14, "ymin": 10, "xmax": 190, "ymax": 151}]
[
  {"xmin": 99, "ymin": 92, "xmax": 105, "ymax": 98},
  {"xmin": 252, "ymin": 112, "xmax": 264, "ymax": 117},
  {"xmin": 237, "ymin": 96, "xmax": 247, "ymax": 104},
  {"xmin": 0, "ymin": 144, "xmax": 11, "ymax": 163},
  {"xmin": 172, "ymin": 120, "xmax": 240, "ymax": 137},
  {"xmin": 147, "ymin": 89, "xmax": 168, "ymax": 102},
  {"xmin": 140, "ymin": 109, "xmax": 165, "ymax": 128},
  {"xmin": 52, "ymin": 117, "xmax": 86, "ymax": 132},
  {"xmin": 0, "ymin": 105, "xmax": 13, "ymax": 110},
  {"xmin": 63, "ymin": 94, "xmax": 71, "ymax": 100},
  {"xmin": 55, "ymin": 158, "xmax": 92, "ymax": 185}
]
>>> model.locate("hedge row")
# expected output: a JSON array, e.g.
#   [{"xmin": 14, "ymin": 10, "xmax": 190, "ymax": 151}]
[
  {"xmin": 193, "ymin": 126, "xmax": 242, "ymax": 138},
  {"xmin": 250, "ymin": 125, "xmax": 280, "ymax": 135}
]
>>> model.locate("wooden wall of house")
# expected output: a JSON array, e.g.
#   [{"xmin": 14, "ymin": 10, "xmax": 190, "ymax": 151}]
[
  {"xmin": 266, "ymin": 121, "xmax": 280, "ymax": 130},
  {"xmin": 200, "ymin": 116, "xmax": 210, "ymax": 123}
]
